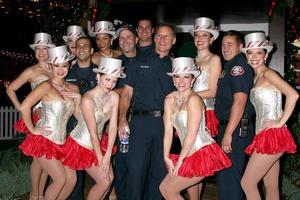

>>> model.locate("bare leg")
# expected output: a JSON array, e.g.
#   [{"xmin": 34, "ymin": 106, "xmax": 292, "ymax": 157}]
[
  {"xmin": 160, "ymin": 174, "xmax": 204, "ymax": 200},
  {"xmin": 241, "ymin": 151, "xmax": 282, "ymax": 200},
  {"xmin": 86, "ymin": 164, "xmax": 114, "ymax": 200},
  {"xmin": 263, "ymin": 160, "xmax": 280, "ymax": 200},
  {"xmin": 38, "ymin": 170, "xmax": 49, "ymax": 199},
  {"xmin": 30, "ymin": 158, "xmax": 43, "ymax": 199},
  {"xmin": 37, "ymin": 157, "xmax": 66, "ymax": 200},
  {"xmin": 187, "ymin": 182, "xmax": 203, "ymax": 200},
  {"xmin": 57, "ymin": 167, "xmax": 77, "ymax": 200}
]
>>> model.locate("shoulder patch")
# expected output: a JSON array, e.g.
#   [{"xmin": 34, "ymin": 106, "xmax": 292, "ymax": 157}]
[{"xmin": 230, "ymin": 66, "xmax": 245, "ymax": 76}]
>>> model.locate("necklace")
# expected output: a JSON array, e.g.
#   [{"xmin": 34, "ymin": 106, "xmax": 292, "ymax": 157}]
[
  {"xmin": 100, "ymin": 50, "xmax": 113, "ymax": 58},
  {"xmin": 51, "ymin": 80, "xmax": 66, "ymax": 92}
]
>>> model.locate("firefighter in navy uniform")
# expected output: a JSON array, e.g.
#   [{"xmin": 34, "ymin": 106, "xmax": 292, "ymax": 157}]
[
  {"xmin": 215, "ymin": 30, "xmax": 254, "ymax": 200},
  {"xmin": 118, "ymin": 23, "xmax": 176, "ymax": 200},
  {"xmin": 65, "ymin": 37, "xmax": 97, "ymax": 200}
]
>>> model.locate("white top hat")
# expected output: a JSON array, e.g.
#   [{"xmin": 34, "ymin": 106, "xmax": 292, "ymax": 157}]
[
  {"xmin": 190, "ymin": 17, "xmax": 219, "ymax": 40},
  {"xmin": 63, "ymin": 25, "xmax": 86, "ymax": 42},
  {"xmin": 93, "ymin": 57, "xmax": 126, "ymax": 78},
  {"xmin": 47, "ymin": 45, "xmax": 75, "ymax": 64},
  {"xmin": 241, "ymin": 32, "xmax": 273, "ymax": 53},
  {"xmin": 90, "ymin": 21, "xmax": 116, "ymax": 38},
  {"xmin": 167, "ymin": 57, "xmax": 200, "ymax": 77},
  {"xmin": 29, "ymin": 32, "xmax": 55, "ymax": 50}
]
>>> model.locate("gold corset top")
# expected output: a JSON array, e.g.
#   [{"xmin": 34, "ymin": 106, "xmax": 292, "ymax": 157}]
[
  {"xmin": 192, "ymin": 70, "xmax": 214, "ymax": 109},
  {"xmin": 70, "ymin": 110, "xmax": 110, "ymax": 150},
  {"xmin": 171, "ymin": 109, "xmax": 214, "ymax": 155},
  {"xmin": 36, "ymin": 100, "xmax": 74, "ymax": 145},
  {"xmin": 250, "ymin": 87, "xmax": 283, "ymax": 134}
]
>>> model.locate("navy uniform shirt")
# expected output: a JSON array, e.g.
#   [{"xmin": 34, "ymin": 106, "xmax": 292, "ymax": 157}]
[
  {"xmin": 66, "ymin": 63, "xmax": 98, "ymax": 95},
  {"xmin": 215, "ymin": 53, "xmax": 254, "ymax": 121},
  {"xmin": 124, "ymin": 49, "xmax": 175, "ymax": 111},
  {"xmin": 116, "ymin": 54, "xmax": 136, "ymax": 89},
  {"xmin": 65, "ymin": 62, "xmax": 97, "ymax": 131}
]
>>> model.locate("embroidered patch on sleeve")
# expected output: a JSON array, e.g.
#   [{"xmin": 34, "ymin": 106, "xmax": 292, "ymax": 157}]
[{"xmin": 230, "ymin": 66, "xmax": 245, "ymax": 76}]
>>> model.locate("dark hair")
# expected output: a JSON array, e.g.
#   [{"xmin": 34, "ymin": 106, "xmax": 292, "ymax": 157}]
[
  {"xmin": 223, "ymin": 30, "xmax": 244, "ymax": 46},
  {"xmin": 155, "ymin": 23, "xmax": 176, "ymax": 37},
  {"xmin": 136, "ymin": 17, "xmax": 155, "ymax": 28}
]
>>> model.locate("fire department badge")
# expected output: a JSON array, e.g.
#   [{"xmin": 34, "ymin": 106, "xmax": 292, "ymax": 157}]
[{"xmin": 230, "ymin": 66, "xmax": 245, "ymax": 76}]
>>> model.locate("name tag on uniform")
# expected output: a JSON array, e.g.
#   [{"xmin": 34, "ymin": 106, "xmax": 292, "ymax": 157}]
[
  {"xmin": 66, "ymin": 78, "xmax": 77, "ymax": 82},
  {"xmin": 140, "ymin": 65, "xmax": 150, "ymax": 69}
]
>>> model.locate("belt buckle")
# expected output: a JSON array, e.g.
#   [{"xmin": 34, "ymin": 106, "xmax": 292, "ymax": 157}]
[{"xmin": 153, "ymin": 110, "xmax": 161, "ymax": 117}]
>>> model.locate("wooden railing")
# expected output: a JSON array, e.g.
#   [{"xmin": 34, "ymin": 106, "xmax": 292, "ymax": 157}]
[{"xmin": 0, "ymin": 106, "xmax": 20, "ymax": 140}]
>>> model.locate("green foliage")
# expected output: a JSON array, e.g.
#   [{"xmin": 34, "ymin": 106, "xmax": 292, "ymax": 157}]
[
  {"xmin": 282, "ymin": 113, "xmax": 300, "ymax": 199},
  {"xmin": 0, "ymin": 147, "xmax": 31, "ymax": 199},
  {"xmin": 283, "ymin": 113, "xmax": 300, "ymax": 175},
  {"xmin": 282, "ymin": 172, "xmax": 300, "ymax": 200}
]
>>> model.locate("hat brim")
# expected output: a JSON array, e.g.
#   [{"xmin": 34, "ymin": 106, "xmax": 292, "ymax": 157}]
[
  {"xmin": 29, "ymin": 43, "xmax": 55, "ymax": 50},
  {"xmin": 90, "ymin": 31, "xmax": 116, "ymax": 39},
  {"xmin": 47, "ymin": 54, "xmax": 75, "ymax": 64},
  {"xmin": 92, "ymin": 68, "xmax": 126, "ymax": 78},
  {"xmin": 241, "ymin": 46, "xmax": 273, "ymax": 54},
  {"xmin": 63, "ymin": 34, "xmax": 86, "ymax": 42},
  {"xmin": 190, "ymin": 29, "xmax": 219, "ymax": 41},
  {"xmin": 167, "ymin": 71, "xmax": 201, "ymax": 78}
]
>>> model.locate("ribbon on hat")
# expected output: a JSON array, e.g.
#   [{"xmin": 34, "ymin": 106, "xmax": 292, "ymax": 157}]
[
  {"xmin": 246, "ymin": 40, "xmax": 273, "ymax": 48},
  {"xmin": 194, "ymin": 25, "xmax": 218, "ymax": 31}
]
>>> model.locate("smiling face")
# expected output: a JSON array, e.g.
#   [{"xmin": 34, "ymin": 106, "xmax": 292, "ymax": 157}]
[
  {"xmin": 173, "ymin": 73, "xmax": 195, "ymax": 92},
  {"xmin": 246, "ymin": 48, "xmax": 267, "ymax": 69},
  {"xmin": 194, "ymin": 31, "xmax": 213, "ymax": 50},
  {"xmin": 35, "ymin": 46, "xmax": 49, "ymax": 62},
  {"xmin": 67, "ymin": 37, "xmax": 79, "ymax": 55},
  {"xmin": 137, "ymin": 19, "xmax": 153, "ymax": 44},
  {"xmin": 75, "ymin": 38, "xmax": 93, "ymax": 61},
  {"xmin": 51, "ymin": 62, "xmax": 70, "ymax": 79},
  {"xmin": 95, "ymin": 33, "xmax": 113, "ymax": 51},
  {"xmin": 154, "ymin": 25, "xmax": 176, "ymax": 55},
  {"xmin": 97, "ymin": 73, "xmax": 118, "ymax": 92},
  {"xmin": 119, "ymin": 29, "xmax": 138, "ymax": 54},
  {"xmin": 221, "ymin": 35, "xmax": 242, "ymax": 61}
]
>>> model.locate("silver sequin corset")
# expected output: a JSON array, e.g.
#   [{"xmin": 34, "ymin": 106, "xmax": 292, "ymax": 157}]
[
  {"xmin": 31, "ymin": 78, "xmax": 49, "ymax": 109},
  {"xmin": 70, "ymin": 111, "xmax": 109, "ymax": 150},
  {"xmin": 36, "ymin": 100, "xmax": 74, "ymax": 144},
  {"xmin": 171, "ymin": 110, "xmax": 214, "ymax": 154},
  {"xmin": 193, "ymin": 70, "xmax": 215, "ymax": 110},
  {"xmin": 250, "ymin": 87, "xmax": 283, "ymax": 134}
]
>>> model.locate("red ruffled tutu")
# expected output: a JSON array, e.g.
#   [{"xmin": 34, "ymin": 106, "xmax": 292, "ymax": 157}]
[
  {"xmin": 100, "ymin": 132, "xmax": 117, "ymax": 155},
  {"xmin": 206, "ymin": 110, "xmax": 219, "ymax": 137},
  {"xmin": 62, "ymin": 132, "xmax": 117, "ymax": 170},
  {"xmin": 168, "ymin": 143, "xmax": 232, "ymax": 178},
  {"xmin": 245, "ymin": 127, "xmax": 297, "ymax": 155},
  {"xmin": 14, "ymin": 113, "xmax": 38, "ymax": 135},
  {"xmin": 62, "ymin": 137, "xmax": 98, "ymax": 170},
  {"xmin": 19, "ymin": 134, "xmax": 65, "ymax": 160}
]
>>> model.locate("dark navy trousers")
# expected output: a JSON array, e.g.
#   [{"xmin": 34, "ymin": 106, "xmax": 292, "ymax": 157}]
[
  {"xmin": 216, "ymin": 123, "xmax": 254, "ymax": 200},
  {"xmin": 125, "ymin": 115, "xmax": 166, "ymax": 200},
  {"xmin": 114, "ymin": 138, "xmax": 128, "ymax": 200}
]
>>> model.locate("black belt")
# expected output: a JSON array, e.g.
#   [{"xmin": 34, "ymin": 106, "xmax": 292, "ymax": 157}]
[
  {"xmin": 219, "ymin": 120, "xmax": 229, "ymax": 126},
  {"xmin": 133, "ymin": 110, "xmax": 163, "ymax": 117}
]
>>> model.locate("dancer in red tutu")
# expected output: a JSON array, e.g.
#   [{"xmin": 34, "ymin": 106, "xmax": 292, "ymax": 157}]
[
  {"xmin": 240, "ymin": 32, "xmax": 298, "ymax": 200},
  {"xmin": 6, "ymin": 32, "xmax": 55, "ymax": 200},
  {"xmin": 19, "ymin": 45, "xmax": 81, "ymax": 199},
  {"xmin": 189, "ymin": 17, "xmax": 222, "ymax": 200},
  {"xmin": 159, "ymin": 57, "xmax": 231, "ymax": 200},
  {"xmin": 59, "ymin": 57, "xmax": 124, "ymax": 199}
]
